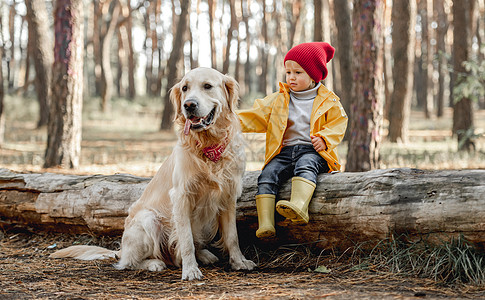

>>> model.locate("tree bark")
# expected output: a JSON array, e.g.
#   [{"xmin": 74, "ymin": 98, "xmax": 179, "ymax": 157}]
[
  {"xmin": 92, "ymin": 0, "xmax": 103, "ymax": 97},
  {"xmin": 388, "ymin": 0, "xmax": 416, "ymax": 143},
  {"xmin": 25, "ymin": 0, "xmax": 54, "ymax": 129},
  {"xmin": 321, "ymin": 0, "xmax": 333, "ymax": 90},
  {"xmin": 0, "ymin": 46, "xmax": 4, "ymax": 146},
  {"xmin": 416, "ymin": 0, "xmax": 433, "ymax": 118},
  {"xmin": 287, "ymin": 0, "xmax": 302, "ymax": 48},
  {"xmin": 434, "ymin": 0, "xmax": 448, "ymax": 118},
  {"xmin": 7, "ymin": 4, "xmax": 16, "ymax": 89},
  {"xmin": 100, "ymin": 0, "xmax": 120, "ymax": 112},
  {"xmin": 258, "ymin": 0, "xmax": 269, "ymax": 95},
  {"xmin": 208, "ymin": 0, "xmax": 217, "ymax": 69},
  {"xmin": 332, "ymin": 0, "xmax": 352, "ymax": 140},
  {"xmin": 44, "ymin": 0, "xmax": 84, "ymax": 169},
  {"xmin": 346, "ymin": 0, "xmax": 385, "ymax": 172},
  {"xmin": 313, "ymin": 0, "xmax": 322, "ymax": 41},
  {"xmin": 223, "ymin": 0, "xmax": 237, "ymax": 74},
  {"xmin": 1, "ymin": 168, "xmax": 484, "ymax": 251},
  {"xmin": 125, "ymin": 3, "xmax": 136, "ymax": 100},
  {"xmin": 242, "ymin": 0, "xmax": 251, "ymax": 95},
  {"xmin": 160, "ymin": 0, "xmax": 190, "ymax": 130},
  {"xmin": 452, "ymin": 0, "xmax": 474, "ymax": 151}
]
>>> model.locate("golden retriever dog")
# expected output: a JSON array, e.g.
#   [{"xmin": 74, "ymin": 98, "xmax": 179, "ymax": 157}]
[{"xmin": 51, "ymin": 67, "xmax": 256, "ymax": 280}]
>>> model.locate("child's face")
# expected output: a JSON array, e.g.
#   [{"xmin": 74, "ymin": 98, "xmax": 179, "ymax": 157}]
[{"xmin": 285, "ymin": 60, "xmax": 314, "ymax": 92}]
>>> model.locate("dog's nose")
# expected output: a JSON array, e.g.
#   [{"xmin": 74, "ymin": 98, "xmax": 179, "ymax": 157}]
[{"xmin": 184, "ymin": 99, "xmax": 198, "ymax": 113}]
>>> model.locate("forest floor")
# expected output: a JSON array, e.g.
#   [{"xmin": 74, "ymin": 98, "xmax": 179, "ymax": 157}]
[
  {"xmin": 1, "ymin": 95, "xmax": 485, "ymax": 299},
  {"xmin": 1, "ymin": 229, "xmax": 484, "ymax": 300}
]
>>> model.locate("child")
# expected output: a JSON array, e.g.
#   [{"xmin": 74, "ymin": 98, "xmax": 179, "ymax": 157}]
[{"xmin": 238, "ymin": 42, "xmax": 348, "ymax": 238}]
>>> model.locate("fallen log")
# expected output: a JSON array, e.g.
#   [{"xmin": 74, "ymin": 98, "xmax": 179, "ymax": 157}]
[{"xmin": 0, "ymin": 168, "xmax": 484, "ymax": 250}]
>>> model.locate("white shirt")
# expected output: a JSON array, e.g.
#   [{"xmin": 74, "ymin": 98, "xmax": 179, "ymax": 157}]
[{"xmin": 282, "ymin": 83, "xmax": 321, "ymax": 147}]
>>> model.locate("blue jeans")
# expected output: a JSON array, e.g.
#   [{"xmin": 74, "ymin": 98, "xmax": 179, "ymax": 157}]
[{"xmin": 257, "ymin": 145, "xmax": 329, "ymax": 195}]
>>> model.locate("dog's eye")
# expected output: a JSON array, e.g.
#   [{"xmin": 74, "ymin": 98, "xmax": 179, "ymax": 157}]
[
  {"xmin": 203, "ymin": 83, "xmax": 212, "ymax": 90},
  {"xmin": 182, "ymin": 85, "xmax": 188, "ymax": 92}
]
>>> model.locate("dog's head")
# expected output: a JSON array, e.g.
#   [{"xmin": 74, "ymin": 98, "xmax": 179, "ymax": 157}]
[{"xmin": 170, "ymin": 67, "xmax": 239, "ymax": 134}]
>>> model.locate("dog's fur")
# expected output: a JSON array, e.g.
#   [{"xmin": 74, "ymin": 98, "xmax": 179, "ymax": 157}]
[{"xmin": 50, "ymin": 67, "xmax": 256, "ymax": 280}]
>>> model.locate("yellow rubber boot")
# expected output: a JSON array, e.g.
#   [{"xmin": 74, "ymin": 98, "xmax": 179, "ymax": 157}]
[
  {"xmin": 276, "ymin": 177, "xmax": 316, "ymax": 225},
  {"xmin": 255, "ymin": 194, "xmax": 276, "ymax": 238}
]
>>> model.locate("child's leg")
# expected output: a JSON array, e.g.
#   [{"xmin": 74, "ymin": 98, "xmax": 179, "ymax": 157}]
[
  {"xmin": 255, "ymin": 147, "xmax": 294, "ymax": 238},
  {"xmin": 276, "ymin": 177, "xmax": 315, "ymax": 224},
  {"xmin": 292, "ymin": 147, "xmax": 329, "ymax": 183},
  {"xmin": 256, "ymin": 147, "xmax": 294, "ymax": 195},
  {"xmin": 276, "ymin": 146, "xmax": 328, "ymax": 224},
  {"xmin": 255, "ymin": 194, "xmax": 276, "ymax": 238}
]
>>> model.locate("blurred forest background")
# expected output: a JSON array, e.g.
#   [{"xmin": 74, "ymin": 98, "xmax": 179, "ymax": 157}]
[{"xmin": 0, "ymin": 0, "xmax": 484, "ymax": 175}]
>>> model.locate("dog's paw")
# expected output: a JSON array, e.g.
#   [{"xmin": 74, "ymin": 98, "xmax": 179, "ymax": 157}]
[
  {"xmin": 138, "ymin": 259, "xmax": 167, "ymax": 272},
  {"xmin": 197, "ymin": 249, "xmax": 219, "ymax": 265},
  {"xmin": 230, "ymin": 257, "xmax": 257, "ymax": 271},
  {"xmin": 112, "ymin": 262, "xmax": 127, "ymax": 270},
  {"xmin": 182, "ymin": 265, "xmax": 203, "ymax": 281}
]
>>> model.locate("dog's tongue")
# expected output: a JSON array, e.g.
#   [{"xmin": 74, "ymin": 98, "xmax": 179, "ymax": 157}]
[{"xmin": 184, "ymin": 119, "xmax": 191, "ymax": 135}]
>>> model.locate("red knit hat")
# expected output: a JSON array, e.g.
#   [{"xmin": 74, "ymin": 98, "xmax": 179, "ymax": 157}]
[{"xmin": 284, "ymin": 42, "xmax": 335, "ymax": 82}]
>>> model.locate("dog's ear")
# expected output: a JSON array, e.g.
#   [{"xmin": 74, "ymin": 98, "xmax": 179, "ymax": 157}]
[
  {"xmin": 224, "ymin": 74, "xmax": 240, "ymax": 112},
  {"xmin": 170, "ymin": 82, "xmax": 182, "ymax": 120}
]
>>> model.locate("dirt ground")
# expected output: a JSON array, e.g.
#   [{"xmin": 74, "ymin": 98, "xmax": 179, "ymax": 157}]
[{"xmin": 0, "ymin": 228, "xmax": 483, "ymax": 300}]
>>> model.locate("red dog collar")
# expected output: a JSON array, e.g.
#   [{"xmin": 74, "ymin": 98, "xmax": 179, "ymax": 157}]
[{"xmin": 202, "ymin": 143, "xmax": 226, "ymax": 162}]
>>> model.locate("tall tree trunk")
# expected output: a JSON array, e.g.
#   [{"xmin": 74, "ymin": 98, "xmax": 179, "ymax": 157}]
[
  {"xmin": 288, "ymin": 0, "xmax": 302, "ymax": 48},
  {"xmin": 100, "ymin": 0, "xmax": 120, "ymax": 112},
  {"xmin": 125, "ymin": 3, "xmax": 136, "ymax": 100},
  {"xmin": 23, "ymin": 34, "xmax": 31, "ymax": 95},
  {"xmin": 240, "ymin": 0, "xmax": 251, "ymax": 95},
  {"xmin": 44, "ymin": 0, "xmax": 84, "ymax": 169},
  {"xmin": 189, "ymin": 2, "xmax": 197, "ymax": 69},
  {"xmin": 243, "ymin": 0, "xmax": 251, "ymax": 95},
  {"xmin": 416, "ymin": 0, "xmax": 433, "ymax": 118},
  {"xmin": 223, "ymin": 0, "xmax": 237, "ymax": 74},
  {"xmin": 259, "ymin": 0, "xmax": 269, "ymax": 94},
  {"xmin": 332, "ymin": 0, "xmax": 352, "ymax": 130},
  {"xmin": 346, "ymin": 0, "xmax": 385, "ymax": 172},
  {"xmin": 17, "ymin": 18, "xmax": 28, "ymax": 93},
  {"xmin": 7, "ymin": 4, "xmax": 16, "ymax": 89},
  {"xmin": 477, "ymin": 0, "xmax": 485, "ymax": 109},
  {"xmin": 233, "ymin": 0, "xmax": 242, "ymax": 85},
  {"xmin": 160, "ymin": 0, "xmax": 190, "ymax": 130},
  {"xmin": 153, "ymin": 0, "xmax": 162, "ymax": 96},
  {"xmin": 388, "ymin": 0, "xmax": 416, "ymax": 143},
  {"xmin": 0, "ymin": 46, "xmax": 4, "ymax": 146},
  {"xmin": 143, "ymin": 4, "xmax": 151, "ymax": 95},
  {"xmin": 116, "ymin": 29, "xmax": 124, "ymax": 97},
  {"xmin": 208, "ymin": 0, "xmax": 217, "ymax": 69},
  {"xmin": 318, "ymin": 0, "xmax": 332, "ymax": 90},
  {"xmin": 435, "ymin": 0, "xmax": 448, "ymax": 118},
  {"xmin": 382, "ymin": 3, "xmax": 392, "ymax": 120},
  {"xmin": 314, "ymin": 0, "xmax": 322, "ymax": 41},
  {"xmin": 144, "ymin": 0, "xmax": 160, "ymax": 97},
  {"xmin": 25, "ymin": 0, "xmax": 53, "ymax": 128},
  {"xmin": 234, "ymin": 0, "xmax": 242, "ymax": 84},
  {"xmin": 452, "ymin": 0, "xmax": 474, "ymax": 151},
  {"xmin": 271, "ymin": 1, "xmax": 285, "ymax": 88},
  {"xmin": 92, "ymin": 0, "xmax": 102, "ymax": 97}
]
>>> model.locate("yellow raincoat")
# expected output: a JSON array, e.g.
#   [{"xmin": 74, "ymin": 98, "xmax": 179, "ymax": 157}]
[{"xmin": 238, "ymin": 82, "xmax": 348, "ymax": 172}]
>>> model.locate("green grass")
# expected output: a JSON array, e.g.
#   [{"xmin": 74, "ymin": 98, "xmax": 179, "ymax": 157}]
[{"xmin": 349, "ymin": 234, "xmax": 485, "ymax": 285}]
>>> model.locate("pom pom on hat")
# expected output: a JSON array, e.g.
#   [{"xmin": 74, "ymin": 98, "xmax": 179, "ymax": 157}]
[{"xmin": 284, "ymin": 42, "xmax": 335, "ymax": 82}]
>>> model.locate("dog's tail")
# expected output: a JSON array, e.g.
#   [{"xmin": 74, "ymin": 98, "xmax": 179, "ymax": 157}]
[{"xmin": 49, "ymin": 245, "xmax": 120, "ymax": 261}]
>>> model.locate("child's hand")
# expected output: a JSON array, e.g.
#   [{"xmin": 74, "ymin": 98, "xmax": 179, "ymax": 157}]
[{"xmin": 311, "ymin": 136, "xmax": 327, "ymax": 152}]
